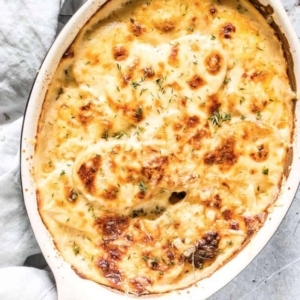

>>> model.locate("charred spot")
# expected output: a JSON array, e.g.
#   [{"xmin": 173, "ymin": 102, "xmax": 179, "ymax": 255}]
[
  {"xmin": 67, "ymin": 188, "xmax": 78, "ymax": 203},
  {"xmin": 205, "ymin": 52, "xmax": 223, "ymax": 75},
  {"xmin": 204, "ymin": 137, "xmax": 238, "ymax": 166},
  {"xmin": 154, "ymin": 19, "xmax": 175, "ymax": 32},
  {"xmin": 173, "ymin": 122, "xmax": 182, "ymax": 131},
  {"xmin": 113, "ymin": 45, "xmax": 128, "ymax": 61},
  {"xmin": 207, "ymin": 94, "xmax": 221, "ymax": 114},
  {"xmin": 81, "ymin": 103, "xmax": 91, "ymax": 111},
  {"xmin": 184, "ymin": 231, "xmax": 220, "ymax": 268},
  {"xmin": 101, "ymin": 244, "xmax": 124, "ymax": 261},
  {"xmin": 244, "ymin": 214, "xmax": 265, "ymax": 236},
  {"xmin": 188, "ymin": 75, "xmax": 205, "ymax": 89},
  {"xmin": 143, "ymin": 67, "xmax": 155, "ymax": 78},
  {"xmin": 130, "ymin": 21, "xmax": 145, "ymax": 36},
  {"xmin": 169, "ymin": 191, "xmax": 186, "ymax": 204},
  {"xmin": 95, "ymin": 215, "xmax": 129, "ymax": 238},
  {"xmin": 222, "ymin": 181, "xmax": 230, "ymax": 189},
  {"xmin": 130, "ymin": 277, "xmax": 152, "ymax": 295},
  {"xmin": 179, "ymin": 97, "xmax": 187, "ymax": 107},
  {"xmin": 78, "ymin": 103, "xmax": 94, "ymax": 125},
  {"xmin": 150, "ymin": 260, "xmax": 159, "ymax": 270},
  {"xmin": 221, "ymin": 23, "xmax": 236, "ymax": 39},
  {"xmin": 230, "ymin": 220, "xmax": 239, "ymax": 231},
  {"xmin": 77, "ymin": 155, "xmax": 101, "ymax": 192},
  {"xmin": 222, "ymin": 209, "xmax": 232, "ymax": 220},
  {"xmin": 101, "ymin": 185, "xmax": 119, "ymax": 200},
  {"xmin": 96, "ymin": 259, "xmax": 122, "ymax": 285},
  {"xmin": 123, "ymin": 74, "xmax": 132, "ymax": 84},
  {"xmin": 144, "ymin": 235, "xmax": 154, "ymax": 243},
  {"xmin": 63, "ymin": 45, "xmax": 74, "ymax": 59},
  {"xmin": 209, "ymin": 5, "xmax": 217, "ymax": 14},
  {"xmin": 213, "ymin": 194, "xmax": 222, "ymax": 208},
  {"xmin": 134, "ymin": 106, "xmax": 143, "ymax": 122},
  {"xmin": 133, "ymin": 220, "xmax": 142, "ymax": 231},
  {"xmin": 142, "ymin": 156, "xmax": 168, "ymax": 182},
  {"xmin": 173, "ymin": 221, "xmax": 181, "ymax": 229},
  {"xmin": 125, "ymin": 234, "xmax": 133, "ymax": 242},
  {"xmin": 186, "ymin": 115, "xmax": 200, "ymax": 128},
  {"xmin": 137, "ymin": 192, "xmax": 146, "ymax": 199},
  {"xmin": 250, "ymin": 144, "xmax": 269, "ymax": 162},
  {"xmin": 166, "ymin": 250, "xmax": 175, "ymax": 261},
  {"xmin": 168, "ymin": 44, "xmax": 179, "ymax": 66},
  {"xmin": 189, "ymin": 129, "xmax": 208, "ymax": 150},
  {"xmin": 251, "ymin": 104, "xmax": 260, "ymax": 113},
  {"xmin": 250, "ymin": 71, "xmax": 264, "ymax": 82}
]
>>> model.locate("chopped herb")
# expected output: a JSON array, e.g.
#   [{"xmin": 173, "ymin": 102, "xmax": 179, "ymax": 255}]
[
  {"xmin": 131, "ymin": 208, "xmax": 147, "ymax": 218},
  {"xmin": 256, "ymin": 111, "xmax": 262, "ymax": 120},
  {"xmin": 138, "ymin": 181, "xmax": 147, "ymax": 193},
  {"xmin": 135, "ymin": 106, "xmax": 143, "ymax": 119},
  {"xmin": 140, "ymin": 88, "xmax": 147, "ymax": 95},
  {"xmin": 102, "ymin": 131, "xmax": 109, "ymax": 140},
  {"xmin": 113, "ymin": 132, "xmax": 126, "ymax": 139},
  {"xmin": 56, "ymin": 88, "xmax": 63, "ymax": 100},
  {"xmin": 223, "ymin": 77, "xmax": 231, "ymax": 84},
  {"xmin": 211, "ymin": 35, "xmax": 216, "ymax": 40},
  {"xmin": 142, "ymin": 255, "xmax": 149, "ymax": 261},
  {"xmin": 155, "ymin": 77, "xmax": 166, "ymax": 92},
  {"xmin": 130, "ymin": 17, "xmax": 135, "ymax": 23},
  {"xmin": 60, "ymin": 170, "xmax": 66, "ymax": 176},
  {"xmin": 73, "ymin": 243, "xmax": 80, "ymax": 255},
  {"xmin": 241, "ymin": 115, "xmax": 246, "ymax": 120},
  {"xmin": 131, "ymin": 81, "xmax": 141, "ymax": 89},
  {"xmin": 183, "ymin": 5, "xmax": 189, "ymax": 16},
  {"xmin": 209, "ymin": 111, "xmax": 232, "ymax": 127},
  {"xmin": 151, "ymin": 205, "xmax": 166, "ymax": 216},
  {"xmin": 262, "ymin": 167, "xmax": 269, "ymax": 175},
  {"xmin": 240, "ymin": 97, "xmax": 246, "ymax": 104}
]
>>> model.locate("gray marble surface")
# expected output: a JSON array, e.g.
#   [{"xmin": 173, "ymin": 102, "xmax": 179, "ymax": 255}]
[
  {"xmin": 209, "ymin": 1, "xmax": 300, "ymax": 299},
  {"xmin": 59, "ymin": 1, "xmax": 300, "ymax": 299}
]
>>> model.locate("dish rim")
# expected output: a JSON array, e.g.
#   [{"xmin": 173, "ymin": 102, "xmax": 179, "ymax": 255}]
[{"xmin": 20, "ymin": 0, "xmax": 300, "ymax": 299}]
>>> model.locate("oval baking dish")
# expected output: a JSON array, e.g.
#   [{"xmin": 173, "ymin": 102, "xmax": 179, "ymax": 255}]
[{"xmin": 21, "ymin": 0, "xmax": 300, "ymax": 299}]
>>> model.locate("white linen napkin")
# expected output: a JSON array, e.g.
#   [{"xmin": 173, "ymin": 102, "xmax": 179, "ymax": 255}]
[{"xmin": 0, "ymin": 1, "xmax": 60, "ymax": 299}]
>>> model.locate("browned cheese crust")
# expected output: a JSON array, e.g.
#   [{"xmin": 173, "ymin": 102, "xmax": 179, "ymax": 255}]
[{"xmin": 34, "ymin": 0, "xmax": 295, "ymax": 295}]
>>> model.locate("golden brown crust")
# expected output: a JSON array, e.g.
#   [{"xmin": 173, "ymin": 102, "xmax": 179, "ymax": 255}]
[{"xmin": 34, "ymin": 0, "xmax": 295, "ymax": 295}]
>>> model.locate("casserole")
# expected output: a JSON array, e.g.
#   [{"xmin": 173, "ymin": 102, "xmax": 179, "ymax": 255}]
[{"xmin": 21, "ymin": 0, "xmax": 300, "ymax": 299}]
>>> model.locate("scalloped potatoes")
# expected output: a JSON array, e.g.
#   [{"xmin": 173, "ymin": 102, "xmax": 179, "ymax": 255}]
[{"xmin": 34, "ymin": 0, "xmax": 295, "ymax": 295}]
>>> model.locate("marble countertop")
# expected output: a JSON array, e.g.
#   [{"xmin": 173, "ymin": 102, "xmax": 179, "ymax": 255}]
[{"xmin": 210, "ymin": 1, "xmax": 300, "ymax": 299}]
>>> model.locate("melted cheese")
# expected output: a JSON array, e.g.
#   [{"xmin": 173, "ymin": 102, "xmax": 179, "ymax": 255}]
[{"xmin": 34, "ymin": 0, "xmax": 295, "ymax": 295}]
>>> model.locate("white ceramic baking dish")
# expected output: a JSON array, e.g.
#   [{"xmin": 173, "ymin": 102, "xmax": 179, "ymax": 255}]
[{"xmin": 21, "ymin": 0, "xmax": 300, "ymax": 299}]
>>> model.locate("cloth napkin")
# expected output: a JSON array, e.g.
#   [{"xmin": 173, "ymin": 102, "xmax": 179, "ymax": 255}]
[{"xmin": 0, "ymin": 1, "xmax": 61, "ymax": 299}]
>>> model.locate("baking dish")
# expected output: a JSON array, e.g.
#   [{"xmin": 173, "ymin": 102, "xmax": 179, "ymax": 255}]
[{"xmin": 20, "ymin": 0, "xmax": 300, "ymax": 299}]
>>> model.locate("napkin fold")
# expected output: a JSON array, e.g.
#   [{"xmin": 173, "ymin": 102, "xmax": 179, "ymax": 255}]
[{"xmin": 0, "ymin": 0, "xmax": 60, "ymax": 299}]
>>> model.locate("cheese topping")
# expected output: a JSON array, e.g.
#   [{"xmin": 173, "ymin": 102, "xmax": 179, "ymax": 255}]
[{"xmin": 34, "ymin": 0, "xmax": 295, "ymax": 295}]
